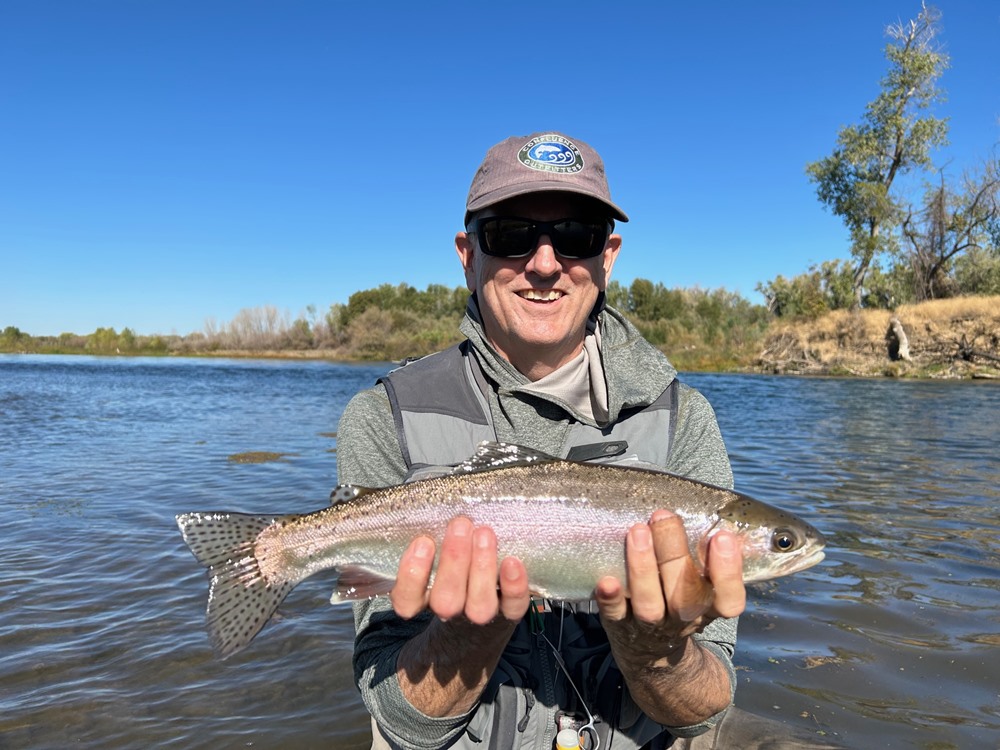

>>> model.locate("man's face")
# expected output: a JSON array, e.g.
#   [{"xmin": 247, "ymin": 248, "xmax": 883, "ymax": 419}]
[{"xmin": 455, "ymin": 192, "xmax": 621, "ymax": 380}]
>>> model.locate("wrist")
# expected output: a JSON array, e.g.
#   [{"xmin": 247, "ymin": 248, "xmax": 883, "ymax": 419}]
[
  {"xmin": 613, "ymin": 634, "xmax": 699, "ymax": 676},
  {"xmin": 396, "ymin": 614, "xmax": 519, "ymax": 718}
]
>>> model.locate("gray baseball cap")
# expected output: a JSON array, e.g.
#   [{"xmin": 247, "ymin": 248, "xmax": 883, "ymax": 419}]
[{"xmin": 464, "ymin": 132, "xmax": 629, "ymax": 225}]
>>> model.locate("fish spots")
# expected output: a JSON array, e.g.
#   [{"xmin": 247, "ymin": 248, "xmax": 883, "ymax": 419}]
[
  {"xmin": 178, "ymin": 443, "xmax": 827, "ymax": 656},
  {"xmin": 177, "ymin": 512, "xmax": 299, "ymax": 658}
]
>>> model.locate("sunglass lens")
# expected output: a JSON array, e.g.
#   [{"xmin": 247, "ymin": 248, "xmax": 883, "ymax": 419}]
[
  {"xmin": 483, "ymin": 219, "xmax": 533, "ymax": 257},
  {"xmin": 478, "ymin": 218, "xmax": 606, "ymax": 259},
  {"xmin": 552, "ymin": 220, "xmax": 602, "ymax": 258}
]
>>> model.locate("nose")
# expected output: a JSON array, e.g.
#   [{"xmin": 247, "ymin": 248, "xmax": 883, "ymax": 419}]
[{"xmin": 525, "ymin": 234, "xmax": 560, "ymax": 277}]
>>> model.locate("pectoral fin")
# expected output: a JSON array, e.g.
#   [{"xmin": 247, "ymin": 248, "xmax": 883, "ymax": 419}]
[{"xmin": 330, "ymin": 566, "xmax": 396, "ymax": 603}]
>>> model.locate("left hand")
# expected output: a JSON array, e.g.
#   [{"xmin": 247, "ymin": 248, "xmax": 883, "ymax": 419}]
[{"xmin": 595, "ymin": 509, "xmax": 746, "ymax": 669}]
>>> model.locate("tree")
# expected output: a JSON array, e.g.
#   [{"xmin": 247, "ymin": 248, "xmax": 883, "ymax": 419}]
[
  {"xmin": 901, "ymin": 157, "xmax": 1000, "ymax": 300},
  {"xmin": 807, "ymin": 3, "xmax": 949, "ymax": 307},
  {"xmin": 86, "ymin": 327, "xmax": 116, "ymax": 352}
]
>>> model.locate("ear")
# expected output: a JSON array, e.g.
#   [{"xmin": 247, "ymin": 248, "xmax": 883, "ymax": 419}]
[
  {"xmin": 456, "ymin": 231, "xmax": 477, "ymax": 293},
  {"xmin": 599, "ymin": 234, "xmax": 623, "ymax": 290}
]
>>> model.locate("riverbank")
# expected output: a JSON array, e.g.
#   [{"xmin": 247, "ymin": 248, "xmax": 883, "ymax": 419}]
[
  {"xmin": 753, "ymin": 295, "xmax": 1000, "ymax": 379},
  {"xmin": 208, "ymin": 295, "xmax": 1000, "ymax": 380},
  {"xmin": 6, "ymin": 295, "xmax": 998, "ymax": 380}
]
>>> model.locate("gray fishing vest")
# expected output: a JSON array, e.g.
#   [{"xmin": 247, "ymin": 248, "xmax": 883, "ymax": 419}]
[
  {"xmin": 379, "ymin": 341, "xmax": 680, "ymax": 473},
  {"xmin": 375, "ymin": 342, "xmax": 685, "ymax": 749}
]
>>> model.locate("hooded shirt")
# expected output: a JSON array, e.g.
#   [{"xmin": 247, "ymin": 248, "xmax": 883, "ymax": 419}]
[{"xmin": 337, "ymin": 302, "xmax": 736, "ymax": 749}]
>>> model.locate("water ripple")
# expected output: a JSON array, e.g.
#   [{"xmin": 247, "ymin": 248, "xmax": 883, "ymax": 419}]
[{"xmin": 1, "ymin": 360, "xmax": 997, "ymax": 748}]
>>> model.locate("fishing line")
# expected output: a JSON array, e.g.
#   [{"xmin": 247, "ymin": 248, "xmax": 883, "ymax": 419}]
[{"xmin": 531, "ymin": 598, "xmax": 600, "ymax": 750}]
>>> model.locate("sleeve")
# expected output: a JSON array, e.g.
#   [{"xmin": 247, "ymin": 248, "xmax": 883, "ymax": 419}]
[
  {"xmin": 338, "ymin": 385, "xmax": 481, "ymax": 748},
  {"xmin": 337, "ymin": 384, "xmax": 409, "ymax": 488}
]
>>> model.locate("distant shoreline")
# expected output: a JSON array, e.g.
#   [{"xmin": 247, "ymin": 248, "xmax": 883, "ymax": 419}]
[{"xmin": 5, "ymin": 295, "xmax": 999, "ymax": 380}]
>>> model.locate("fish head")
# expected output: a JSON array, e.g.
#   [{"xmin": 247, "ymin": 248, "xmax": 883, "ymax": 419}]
[{"xmin": 715, "ymin": 495, "xmax": 827, "ymax": 582}]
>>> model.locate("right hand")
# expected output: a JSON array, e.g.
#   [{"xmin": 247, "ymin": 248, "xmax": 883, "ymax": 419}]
[{"xmin": 390, "ymin": 515, "xmax": 531, "ymax": 625}]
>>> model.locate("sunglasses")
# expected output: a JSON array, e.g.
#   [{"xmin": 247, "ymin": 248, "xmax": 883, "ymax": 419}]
[{"xmin": 469, "ymin": 216, "xmax": 611, "ymax": 259}]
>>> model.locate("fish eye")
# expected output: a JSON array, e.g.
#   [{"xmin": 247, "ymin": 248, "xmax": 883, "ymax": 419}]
[{"xmin": 771, "ymin": 528, "xmax": 800, "ymax": 553}]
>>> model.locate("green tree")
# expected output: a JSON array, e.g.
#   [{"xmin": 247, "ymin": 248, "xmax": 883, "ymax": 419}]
[
  {"xmin": 87, "ymin": 327, "xmax": 119, "ymax": 353},
  {"xmin": 118, "ymin": 327, "xmax": 136, "ymax": 352},
  {"xmin": 605, "ymin": 280, "xmax": 629, "ymax": 312},
  {"xmin": 806, "ymin": 3, "xmax": 948, "ymax": 307},
  {"xmin": 756, "ymin": 273, "xmax": 828, "ymax": 319},
  {"xmin": 953, "ymin": 245, "xmax": 1000, "ymax": 296}
]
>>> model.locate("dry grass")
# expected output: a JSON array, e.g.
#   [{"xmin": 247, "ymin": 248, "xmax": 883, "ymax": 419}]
[
  {"xmin": 895, "ymin": 296, "xmax": 999, "ymax": 331},
  {"xmin": 758, "ymin": 295, "xmax": 1000, "ymax": 378}
]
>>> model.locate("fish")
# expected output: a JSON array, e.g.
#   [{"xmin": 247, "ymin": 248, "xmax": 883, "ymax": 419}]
[{"xmin": 176, "ymin": 441, "xmax": 826, "ymax": 658}]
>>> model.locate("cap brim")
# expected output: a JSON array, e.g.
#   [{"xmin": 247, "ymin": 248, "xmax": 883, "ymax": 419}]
[{"xmin": 465, "ymin": 182, "xmax": 629, "ymax": 225}]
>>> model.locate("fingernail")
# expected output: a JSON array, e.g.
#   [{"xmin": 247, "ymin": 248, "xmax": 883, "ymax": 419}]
[
  {"xmin": 475, "ymin": 529, "xmax": 491, "ymax": 549},
  {"xmin": 631, "ymin": 525, "xmax": 651, "ymax": 551},
  {"xmin": 413, "ymin": 539, "xmax": 433, "ymax": 559},
  {"xmin": 715, "ymin": 532, "xmax": 735, "ymax": 557},
  {"xmin": 451, "ymin": 517, "xmax": 471, "ymax": 537},
  {"xmin": 651, "ymin": 509, "xmax": 676, "ymax": 523}
]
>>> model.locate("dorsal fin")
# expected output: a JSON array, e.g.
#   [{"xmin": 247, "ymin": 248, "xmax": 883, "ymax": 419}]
[
  {"xmin": 451, "ymin": 441, "xmax": 558, "ymax": 475},
  {"xmin": 329, "ymin": 443, "xmax": 558, "ymax": 503},
  {"xmin": 329, "ymin": 484, "xmax": 377, "ymax": 505}
]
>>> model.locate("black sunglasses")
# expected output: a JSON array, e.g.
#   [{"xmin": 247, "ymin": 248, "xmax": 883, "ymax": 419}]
[{"xmin": 469, "ymin": 216, "xmax": 611, "ymax": 259}]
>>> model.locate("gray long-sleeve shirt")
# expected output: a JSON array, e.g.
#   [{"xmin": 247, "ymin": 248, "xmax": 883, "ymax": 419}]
[{"xmin": 337, "ymin": 304, "xmax": 737, "ymax": 749}]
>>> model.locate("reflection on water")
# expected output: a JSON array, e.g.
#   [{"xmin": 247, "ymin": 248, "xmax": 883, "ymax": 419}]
[{"xmin": 1, "ymin": 357, "xmax": 997, "ymax": 749}]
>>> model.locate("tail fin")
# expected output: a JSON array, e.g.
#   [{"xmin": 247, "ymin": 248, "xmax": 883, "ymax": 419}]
[{"xmin": 176, "ymin": 512, "xmax": 297, "ymax": 659}]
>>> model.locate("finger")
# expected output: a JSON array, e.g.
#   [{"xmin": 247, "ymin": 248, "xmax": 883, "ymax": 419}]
[
  {"xmin": 428, "ymin": 516, "xmax": 473, "ymax": 621},
  {"xmin": 651, "ymin": 513, "xmax": 714, "ymax": 623},
  {"xmin": 595, "ymin": 575, "xmax": 628, "ymax": 622},
  {"xmin": 463, "ymin": 526, "xmax": 500, "ymax": 625},
  {"xmin": 626, "ymin": 523, "xmax": 666, "ymax": 622},
  {"xmin": 497, "ymin": 556, "xmax": 531, "ymax": 621},
  {"xmin": 706, "ymin": 531, "xmax": 746, "ymax": 618},
  {"xmin": 390, "ymin": 536, "xmax": 435, "ymax": 619}
]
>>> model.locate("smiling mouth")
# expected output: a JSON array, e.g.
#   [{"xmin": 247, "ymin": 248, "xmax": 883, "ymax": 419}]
[{"xmin": 519, "ymin": 290, "xmax": 564, "ymax": 302}]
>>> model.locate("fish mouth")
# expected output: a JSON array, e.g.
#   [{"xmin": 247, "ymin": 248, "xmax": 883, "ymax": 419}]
[
  {"xmin": 745, "ymin": 546, "xmax": 826, "ymax": 582},
  {"xmin": 782, "ymin": 547, "xmax": 826, "ymax": 575}
]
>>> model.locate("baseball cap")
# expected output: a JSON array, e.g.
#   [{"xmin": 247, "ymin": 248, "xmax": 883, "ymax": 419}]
[{"xmin": 464, "ymin": 132, "xmax": 629, "ymax": 225}]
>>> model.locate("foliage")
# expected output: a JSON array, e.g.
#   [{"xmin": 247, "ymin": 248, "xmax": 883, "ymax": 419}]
[
  {"xmin": 953, "ymin": 246, "xmax": 1000, "ymax": 296},
  {"xmin": 806, "ymin": 3, "xmax": 949, "ymax": 307},
  {"xmin": 901, "ymin": 158, "xmax": 1000, "ymax": 301},
  {"xmin": 339, "ymin": 283, "xmax": 467, "ymax": 327},
  {"xmin": 756, "ymin": 260, "xmax": 857, "ymax": 319},
  {"xmin": 758, "ymin": 5, "xmax": 998, "ymax": 317},
  {"xmin": 606, "ymin": 280, "xmax": 769, "ymax": 370},
  {"xmin": 2, "ymin": 279, "xmax": 770, "ymax": 369}
]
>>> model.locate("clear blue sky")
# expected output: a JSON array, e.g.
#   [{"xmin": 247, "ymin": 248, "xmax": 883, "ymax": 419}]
[{"xmin": 2, "ymin": 1, "xmax": 998, "ymax": 337}]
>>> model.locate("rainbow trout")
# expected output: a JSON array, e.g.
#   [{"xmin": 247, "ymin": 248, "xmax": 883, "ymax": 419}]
[{"xmin": 177, "ymin": 442, "xmax": 826, "ymax": 658}]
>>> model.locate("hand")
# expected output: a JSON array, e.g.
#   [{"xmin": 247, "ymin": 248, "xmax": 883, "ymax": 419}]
[
  {"xmin": 596, "ymin": 509, "xmax": 746, "ymax": 669},
  {"xmin": 390, "ymin": 517, "xmax": 532, "ymax": 718},
  {"xmin": 390, "ymin": 515, "xmax": 531, "ymax": 625}
]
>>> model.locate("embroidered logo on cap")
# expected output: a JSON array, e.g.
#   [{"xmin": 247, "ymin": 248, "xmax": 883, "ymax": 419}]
[{"xmin": 518, "ymin": 134, "xmax": 584, "ymax": 174}]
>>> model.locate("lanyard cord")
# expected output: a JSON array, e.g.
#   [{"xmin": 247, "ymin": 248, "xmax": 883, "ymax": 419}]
[{"xmin": 530, "ymin": 599, "xmax": 601, "ymax": 750}]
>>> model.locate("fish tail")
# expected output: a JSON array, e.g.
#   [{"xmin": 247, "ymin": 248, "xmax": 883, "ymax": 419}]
[{"xmin": 176, "ymin": 512, "xmax": 298, "ymax": 659}]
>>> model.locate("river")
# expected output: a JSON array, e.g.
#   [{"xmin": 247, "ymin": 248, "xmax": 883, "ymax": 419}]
[{"xmin": 1, "ymin": 354, "xmax": 997, "ymax": 749}]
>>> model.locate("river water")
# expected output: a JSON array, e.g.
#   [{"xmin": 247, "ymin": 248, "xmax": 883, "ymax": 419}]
[{"xmin": 1, "ymin": 354, "xmax": 997, "ymax": 749}]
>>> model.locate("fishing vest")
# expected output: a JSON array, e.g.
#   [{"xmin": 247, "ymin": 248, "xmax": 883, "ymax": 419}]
[
  {"xmin": 375, "ymin": 341, "xmax": 685, "ymax": 749},
  {"xmin": 379, "ymin": 340, "xmax": 680, "ymax": 473}
]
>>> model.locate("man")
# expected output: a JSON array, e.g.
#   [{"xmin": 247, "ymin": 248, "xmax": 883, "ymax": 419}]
[{"xmin": 338, "ymin": 132, "xmax": 761, "ymax": 748}]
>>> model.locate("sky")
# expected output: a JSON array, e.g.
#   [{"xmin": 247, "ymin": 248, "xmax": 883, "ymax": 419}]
[{"xmin": 2, "ymin": 1, "xmax": 998, "ymax": 337}]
